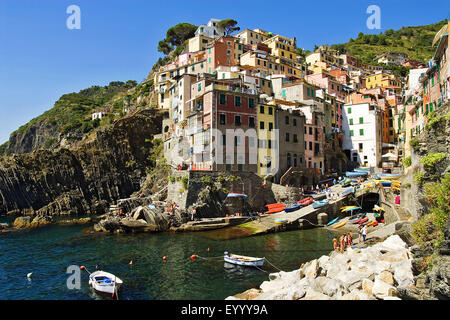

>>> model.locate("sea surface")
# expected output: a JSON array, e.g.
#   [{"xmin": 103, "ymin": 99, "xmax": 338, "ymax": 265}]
[{"xmin": 0, "ymin": 218, "xmax": 336, "ymax": 300}]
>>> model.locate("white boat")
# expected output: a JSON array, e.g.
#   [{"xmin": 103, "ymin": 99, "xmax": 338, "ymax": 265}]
[
  {"xmin": 81, "ymin": 266, "xmax": 123, "ymax": 297},
  {"xmin": 224, "ymin": 252, "xmax": 265, "ymax": 267}
]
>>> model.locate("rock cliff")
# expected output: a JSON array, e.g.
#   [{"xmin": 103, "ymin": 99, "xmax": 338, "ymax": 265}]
[{"xmin": 0, "ymin": 108, "xmax": 163, "ymax": 217}]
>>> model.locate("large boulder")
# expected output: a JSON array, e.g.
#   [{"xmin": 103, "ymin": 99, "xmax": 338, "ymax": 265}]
[{"xmin": 13, "ymin": 216, "xmax": 32, "ymax": 228}]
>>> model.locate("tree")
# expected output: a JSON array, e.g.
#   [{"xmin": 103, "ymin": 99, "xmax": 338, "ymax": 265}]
[
  {"xmin": 158, "ymin": 40, "xmax": 173, "ymax": 55},
  {"xmin": 157, "ymin": 23, "xmax": 197, "ymax": 55},
  {"xmin": 218, "ymin": 19, "xmax": 240, "ymax": 35},
  {"xmin": 165, "ymin": 23, "xmax": 197, "ymax": 47}
]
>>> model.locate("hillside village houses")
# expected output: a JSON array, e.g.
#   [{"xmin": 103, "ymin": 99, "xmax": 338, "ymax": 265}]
[{"xmin": 154, "ymin": 18, "xmax": 450, "ymax": 187}]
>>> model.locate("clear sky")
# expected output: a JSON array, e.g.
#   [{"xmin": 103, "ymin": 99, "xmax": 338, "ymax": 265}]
[{"xmin": 0, "ymin": 0, "xmax": 448, "ymax": 143}]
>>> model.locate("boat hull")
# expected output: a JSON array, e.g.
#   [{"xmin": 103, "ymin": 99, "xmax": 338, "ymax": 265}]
[
  {"xmin": 224, "ymin": 255, "xmax": 265, "ymax": 267},
  {"xmin": 89, "ymin": 271, "xmax": 122, "ymax": 296}
]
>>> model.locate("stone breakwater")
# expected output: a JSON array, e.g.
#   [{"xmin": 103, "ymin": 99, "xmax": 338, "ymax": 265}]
[{"xmin": 227, "ymin": 235, "xmax": 414, "ymax": 300}]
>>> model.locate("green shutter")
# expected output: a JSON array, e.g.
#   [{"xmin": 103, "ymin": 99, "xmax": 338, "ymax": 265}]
[
  {"xmin": 359, "ymin": 117, "xmax": 363, "ymax": 124},
  {"xmin": 360, "ymin": 129, "xmax": 364, "ymax": 136}
]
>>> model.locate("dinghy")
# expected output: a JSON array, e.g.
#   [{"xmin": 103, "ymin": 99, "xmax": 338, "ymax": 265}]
[
  {"xmin": 80, "ymin": 266, "xmax": 122, "ymax": 297},
  {"xmin": 265, "ymin": 206, "xmax": 285, "ymax": 214},
  {"xmin": 298, "ymin": 197, "xmax": 313, "ymax": 206},
  {"xmin": 284, "ymin": 203, "xmax": 302, "ymax": 212},
  {"xmin": 312, "ymin": 199, "xmax": 329, "ymax": 209},
  {"xmin": 224, "ymin": 252, "xmax": 265, "ymax": 267}
]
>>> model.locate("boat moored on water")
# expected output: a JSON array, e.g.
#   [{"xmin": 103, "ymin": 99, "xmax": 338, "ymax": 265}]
[
  {"xmin": 80, "ymin": 266, "xmax": 122, "ymax": 297},
  {"xmin": 224, "ymin": 252, "xmax": 265, "ymax": 267}
]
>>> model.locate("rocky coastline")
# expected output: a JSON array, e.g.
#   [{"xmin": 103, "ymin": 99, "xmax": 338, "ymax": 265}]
[{"xmin": 227, "ymin": 232, "xmax": 449, "ymax": 300}]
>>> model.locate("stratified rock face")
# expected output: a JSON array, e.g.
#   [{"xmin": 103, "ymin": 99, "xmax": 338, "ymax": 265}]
[{"xmin": 0, "ymin": 109, "xmax": 163, "ymax": 217}]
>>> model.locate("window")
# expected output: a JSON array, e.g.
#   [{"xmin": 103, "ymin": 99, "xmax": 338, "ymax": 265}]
[
  {"xmin": 249, "ymin": 117, "xmax": 255, "ymax": 127},
  {"xmin": 249, "ymin": 98, "xmax": 255, "ymax": 108},
  {"xmin": 360, "ymin": 129, "xmax": 364, "ymax": 136},
  {"xmin": 219, "ymin": 94, "xmax": 226, "ymax": 104},
  {"xmin": 309, "ymin": 127, "xmax": 313, "ymax": 135},
  {"xmin": 309, "ymin": 141, "xmax": 313, "ymax": 150},
  {"xmin": 285, "ymin": 133, "xmax": 290, "ymax": 142},
  {"xmin": 222, "ymin": 134, "xmax": 226, "ymax": 146},
  {"xmin": 350, "ymin": 130, "xmax": 354, "ymax": 136},
  {"xmin": 293, "ymin": 118, "xmax": 297, "ymax": 126},
  {"xmin": 260, "ymin": 105, "xmax": 264, "ymax": 114},
  {"xmin": 285, "ymin": 116, "xmax": 289, "ymax": 125},
  {"xmin": 260, "ymin": 121, "xmax": 265, "ymax": 130},
  {"xmin": 287, "ymin": 153, "xmax": 291, "ymax": 167},
  {"xmin": 269, "ymin": 122, "xmax": 273, "ymax": 131},
  {"xmin": 220, "ymin": 114, "xmax": 226, "ymax": 125},
  {"xmin": 359, "ymin": 117, "xmax": 363, "ymax": 124},
  {"xmin": 348, "ymin": 107, "xmax": 351, "ymax": 114},
  {"xmin": 198, "ymin": 83, "xmax": 201, "ymax": 92},
  {"xmin": 235, "ymin": 115, "xmax": 241, "ymax": 126},
  {"xmin": 359, "ymin": 143, "xmax": 363, "ymax": 151},
  {"xmin": 235, "ymin": 96, "xmax": 241, "ymax": 107},
  {"xmin": 293, "ymin": 134, "xmax": 298, "ymax": 143},
  {"xmin": 268, "ymin": 107, "xmax": 273, "ymax": 115},
  {"xmin": 307, "ymin": 88, "xmax": 310, "ymax": 97},
  {"xmin": 349, "ymin": 119, "xmax": 353, "ymax": 125}
]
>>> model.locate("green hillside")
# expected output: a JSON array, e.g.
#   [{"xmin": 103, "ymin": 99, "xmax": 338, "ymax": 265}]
[{"xmin": 329, "ymin": 19, "xmax": 448, "ymax": 70}]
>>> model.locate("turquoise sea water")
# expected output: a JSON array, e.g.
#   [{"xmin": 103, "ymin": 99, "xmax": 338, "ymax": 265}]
[{"xmin": 0, "ymin": 221, "xmax": 336, "ymax": 300}]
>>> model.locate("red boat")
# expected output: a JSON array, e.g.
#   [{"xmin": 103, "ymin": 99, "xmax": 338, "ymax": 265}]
[
  {"xmin": 371, "ymin": 221, "xmax": 379, "ymax": 227},
  {"xmin": 265, "ymin": 206, "xmax": 285, "ymax": 214},
  {"xmin": 359, "ymin": 217, "xmax": 369, "ymax": 224},
  {"xmin": 298, "ymin": 197, "xmax": 313, "ymax": 206},
  {"xmin": 265, "ymin": 203, "xmax": 284, "ymax": 209}
]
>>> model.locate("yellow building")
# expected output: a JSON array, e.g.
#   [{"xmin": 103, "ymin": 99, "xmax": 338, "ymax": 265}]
[
  {"xmin": 257, "ymin": 103, "xmax": 276, "ymax": 177},
  {"xmin": 365, "ymin": 72, "xmax": 402, "ymax": 92},
  {"xmin": 263, "ymin": 35, "xmax": 297, "ymax": 63}
]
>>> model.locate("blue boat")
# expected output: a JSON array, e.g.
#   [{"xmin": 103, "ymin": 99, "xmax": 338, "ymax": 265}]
[
  {"xmin": 341, "ymin": 187, "xmax": 355, "ymax": 196},
  {"xmin": 345, "ymin": 171, "xmax": 368, "ymax": 177},
  {"xmin": 312, "ymin": 199, "xmax": 329, "ymax": 209},
  {"xmin": 326, "ymin": 217, "xmax": 339, "ymax": 226},
  {"xmin": 284, "ymin": 203, "xmax": 302, "ymax": 212}
]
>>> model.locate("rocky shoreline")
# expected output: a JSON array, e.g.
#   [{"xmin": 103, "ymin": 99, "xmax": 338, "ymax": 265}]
[
  {"xmin": 227, "ymin": 227, "xmax": 450, "ymax": 300},
  {"xmin": 227, "ymin": 235, "xmax": 416, "ymax": 300}
]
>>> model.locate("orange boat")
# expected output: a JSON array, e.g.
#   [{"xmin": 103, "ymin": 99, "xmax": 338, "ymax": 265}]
[
  {"xmin": 265, "ymin": 206, "xmax": 285, "ymax": 214},
  {"xmin": 265, "ymin": 203, "xmax": 284, "ymax": 209}
]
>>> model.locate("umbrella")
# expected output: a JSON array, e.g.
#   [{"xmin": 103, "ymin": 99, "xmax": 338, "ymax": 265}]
[
  {"xmin": 381, "ymin": 153, "xmax": 397, "ymax": 161},
  {"xmin": 226, "ymin": 193, "xmax": 248, "ymax": 198}
]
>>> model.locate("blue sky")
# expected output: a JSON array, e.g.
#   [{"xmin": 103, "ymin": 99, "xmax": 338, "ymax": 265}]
[{"xmin": 0, "ymin": 0, "xmax": 448, "ymax": 143}]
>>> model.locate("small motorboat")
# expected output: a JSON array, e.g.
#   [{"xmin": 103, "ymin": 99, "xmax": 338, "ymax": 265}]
[
  {"xmin": 284, "ymin": 203, "xmax": 302, "ymax": 213},
  {"xmin": 224, "ymin": 252, "xmax": 265, "ymax": 267},
  {"xmin": 312, "ymin": 199, "xmax": 329, "ymax": 209},
  {"xmin": 80, "ymin": 266, "xmax": 122, "ymax": 297}
]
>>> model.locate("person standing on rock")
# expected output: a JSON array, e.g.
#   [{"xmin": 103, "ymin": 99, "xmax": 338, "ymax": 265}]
[
  {"xmin": 339, "ymin": 234, "xmax": 346, "ymax": 253},
  {"xmin": 333, "ymin": 238, "xmax": 339, "ymax": 252},
  {"xmin": 347, "ymin": 232, "xmax": 353, "ymax": 246},
  {"xmin": 358, "ymin": 224, "xmax": 363, "ymax": 243},
  {"xmin": 362, "ymin": 225, "xmax": 368, "ymax": 242},
  {"xmin": 191, "ymin": 208, "xmax": 196, "ymax": 221}
]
